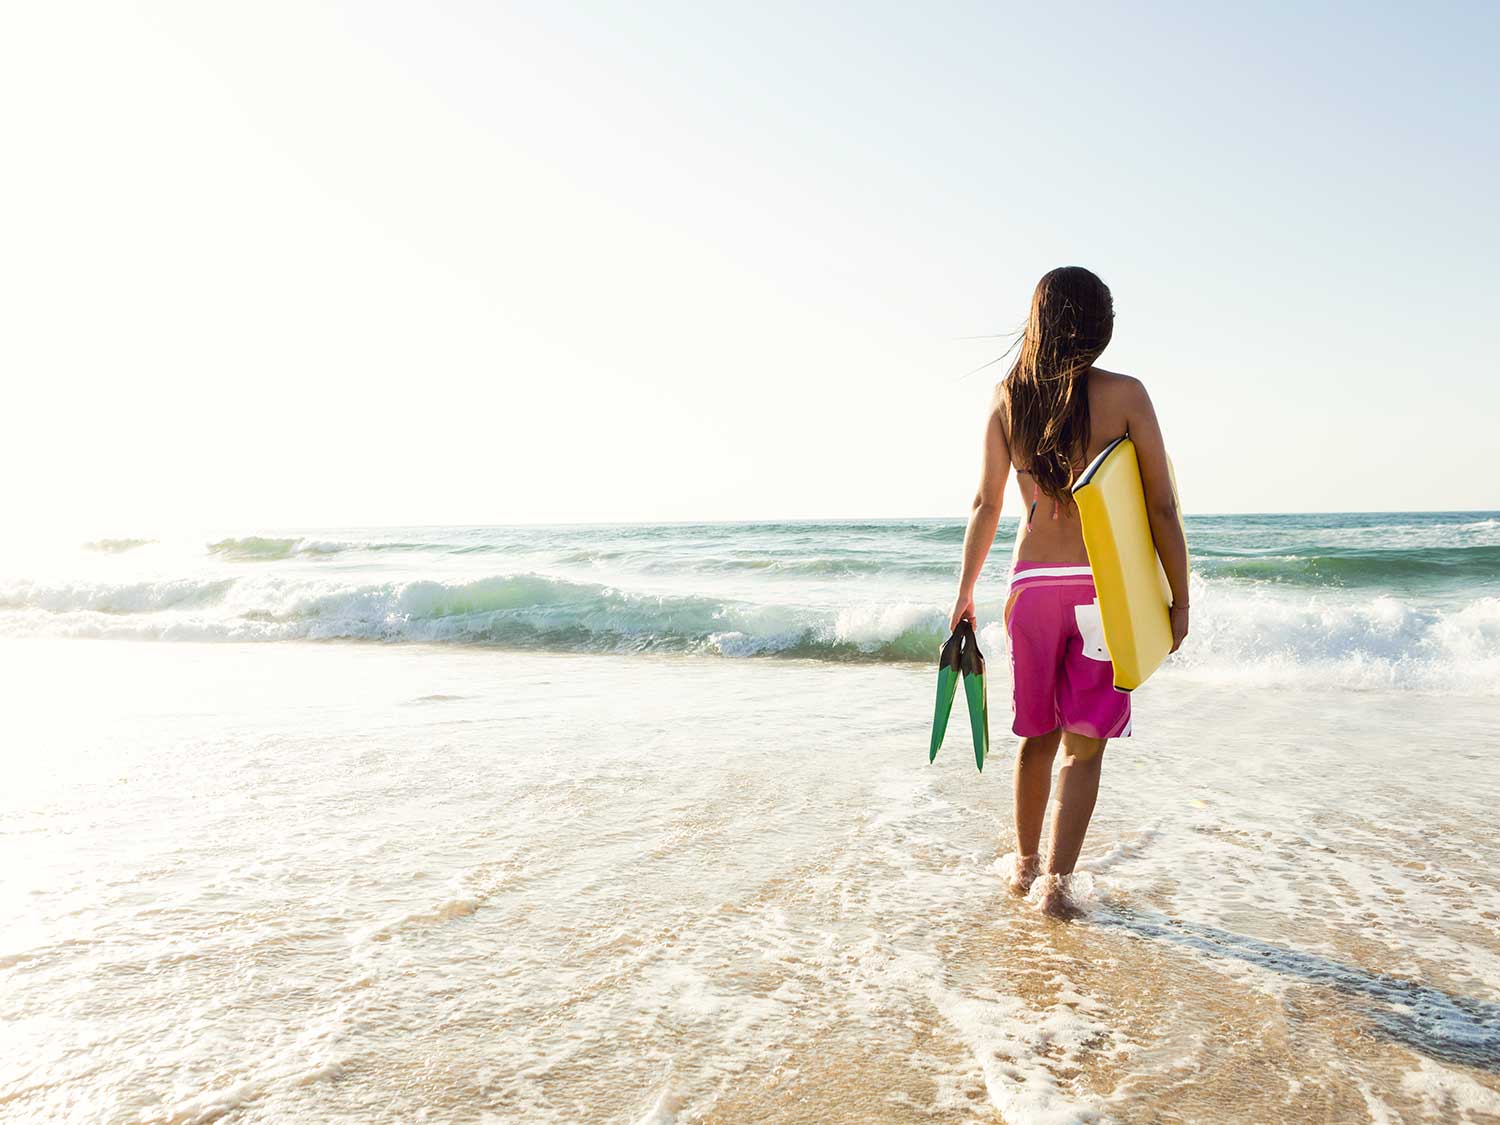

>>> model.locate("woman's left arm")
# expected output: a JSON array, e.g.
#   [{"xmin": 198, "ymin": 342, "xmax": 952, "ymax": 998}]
[
  {"xmin": 949, "ymin": 396, "xmax": 1012, "ymax": 630},
  {"xmin": 1123, "ymin": 378, "xmax": 1191, "ymax": 652}
]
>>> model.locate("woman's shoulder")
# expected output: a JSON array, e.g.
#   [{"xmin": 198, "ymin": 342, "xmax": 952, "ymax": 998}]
[
  {"xmin": 1088, "ymin": 367, "xmax": 1150, "ymax": 406},
  {"xmin": 1089, "ymin": 366, "xmax": 1143, "ymax": 391},
  {"xmin": 989, "ymin": 378, "xmax": 1010, "ymax": 416}
]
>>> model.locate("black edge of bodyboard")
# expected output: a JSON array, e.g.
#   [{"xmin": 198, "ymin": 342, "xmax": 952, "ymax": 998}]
[{"xmin": 1071, "ymin": 435, "xmax": 1129, "ymax": 493}]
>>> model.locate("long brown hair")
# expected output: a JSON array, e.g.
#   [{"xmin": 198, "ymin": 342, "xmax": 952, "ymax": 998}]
[{"xmin": 1001, "ymin": 266, "xmax": 1114, "ymax": 502}]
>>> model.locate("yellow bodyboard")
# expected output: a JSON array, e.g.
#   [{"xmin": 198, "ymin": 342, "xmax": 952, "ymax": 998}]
[{"xmin": 1072, "ymin": 437, "xmax": 1185, "ymax": 691}]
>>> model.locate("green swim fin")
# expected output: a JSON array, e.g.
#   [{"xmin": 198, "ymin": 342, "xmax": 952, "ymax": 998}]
[
  {"xmin": 959, "ymin": 626, "xmax": 989, "ymax": 771},
  {"xmin": 928, "ymin": 624, "xmax": 966, "ymax": 762}
]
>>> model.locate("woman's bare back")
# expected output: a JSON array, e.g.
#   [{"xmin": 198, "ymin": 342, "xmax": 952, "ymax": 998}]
[{"xmin": 1005, "ymin": 367, "xmax": 1138, "ymax": 565}]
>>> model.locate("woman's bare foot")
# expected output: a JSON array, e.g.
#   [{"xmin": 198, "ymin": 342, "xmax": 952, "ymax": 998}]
[
  {"xmin": 1009, "ymin": 853, "xmax": 1041, "ymax": 896},
  {"xmin": 1034, "ymin": 873, "xmax": 1085, "ymax": 920},
  {"xmin": 1040, "ymin": 887, "xmax": 1084, "ymax": 920}
]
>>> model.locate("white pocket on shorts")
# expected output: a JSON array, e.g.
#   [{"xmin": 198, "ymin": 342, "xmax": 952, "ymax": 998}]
[{"xmin": 1074, "ymin": 600, "xmax": 1110, "ymax": 662}]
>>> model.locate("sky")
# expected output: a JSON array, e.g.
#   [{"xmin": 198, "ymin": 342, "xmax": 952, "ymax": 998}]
[{"xmin": 3, "ymin": 1, "xmax": 1497, "ymax": 531}]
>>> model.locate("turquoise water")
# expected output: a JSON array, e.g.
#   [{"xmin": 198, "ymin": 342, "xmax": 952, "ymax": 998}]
[{"xmin": 5, "ymin": 512, "xmax": 1498, "ymax": 692}]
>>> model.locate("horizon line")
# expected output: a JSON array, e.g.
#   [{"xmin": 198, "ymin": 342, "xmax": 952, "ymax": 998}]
[{"xmin": 202, "ymin": 508, "xmax": 1500, "ymax": 533}]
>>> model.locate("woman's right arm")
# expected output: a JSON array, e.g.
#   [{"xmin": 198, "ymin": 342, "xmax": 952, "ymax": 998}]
[
  {"xmin": 949, "ymin": 394, "xmax": 1012, "ymax": 630},
  {"xmin": 1123, "ymin": 378, "xmax": 1191, "ymax": 652}
]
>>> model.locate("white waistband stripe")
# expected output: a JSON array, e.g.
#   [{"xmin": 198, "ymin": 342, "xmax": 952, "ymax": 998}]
[{"xmin": 1008, "ymin": 566, "xmax": 1094, "ymax": 583}]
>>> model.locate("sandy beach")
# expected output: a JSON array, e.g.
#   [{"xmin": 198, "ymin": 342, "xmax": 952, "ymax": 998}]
[{"xmin": 3, "ymin": 621, "xmax": 1497, "ymax": 1121}]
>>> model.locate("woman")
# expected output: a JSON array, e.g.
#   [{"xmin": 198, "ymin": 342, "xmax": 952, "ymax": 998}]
[{"xmin": 949, "ymin": 266, "xmax": 1189, "ymax": 918}]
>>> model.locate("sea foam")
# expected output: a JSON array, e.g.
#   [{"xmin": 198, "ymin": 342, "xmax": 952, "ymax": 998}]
[{"xmin": 2, "ymin": 569, "xmax": 1497, "ymax": 692}]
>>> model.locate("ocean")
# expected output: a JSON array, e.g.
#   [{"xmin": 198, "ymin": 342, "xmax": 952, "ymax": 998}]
[{"xmin": 2, "ymin": 513, "xmax": 1498, "ymax": 1122}]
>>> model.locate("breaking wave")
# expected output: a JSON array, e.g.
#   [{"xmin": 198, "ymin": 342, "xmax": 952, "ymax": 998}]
[
  {"xmin": 82, "ymin": 538, "xmax": 157, "ymax": 553},
  {"xmin": 2, "ymin": 571, "xmax": 1497, "ymax": 692},
  {"xmin": 0, "ymin": 573, "xmax": 943, "ymax": 661},
  {"xmin": 208, "ymin": 536, "xmax": 307, "ymax": 561}
]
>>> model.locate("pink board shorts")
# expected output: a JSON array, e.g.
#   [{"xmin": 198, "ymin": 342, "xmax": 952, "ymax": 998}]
[{"xmin": 1003, "ymin": 562, "xmax": 1132, "ymax": 740}]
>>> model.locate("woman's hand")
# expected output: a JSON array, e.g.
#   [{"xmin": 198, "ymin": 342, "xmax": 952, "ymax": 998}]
[
  {"xmin": 949, "ymin": 590, "xmax": 975, "ymax": 633},
  {"xmin": 1169, "ymin": 604, "xmax": 1190, "ymax": 653}
]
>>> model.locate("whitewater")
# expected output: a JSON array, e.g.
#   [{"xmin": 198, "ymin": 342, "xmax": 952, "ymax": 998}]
[
  {"xmin": 4, "ymin": 513, "xmax": 1499, "ymax": 693},
  {"xmin": 2, "ymin": 514, "xmax": 1499, "ymax": 1122}
]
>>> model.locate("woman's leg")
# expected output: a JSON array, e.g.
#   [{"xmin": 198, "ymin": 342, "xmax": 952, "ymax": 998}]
[
  {"xmin": 1010, "ymin": 729, "xmax": 1061, "ymax": 894},
  {"xmin": 1040, "ymin": 732, "xmax": 1107, "ymax": 916}
]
